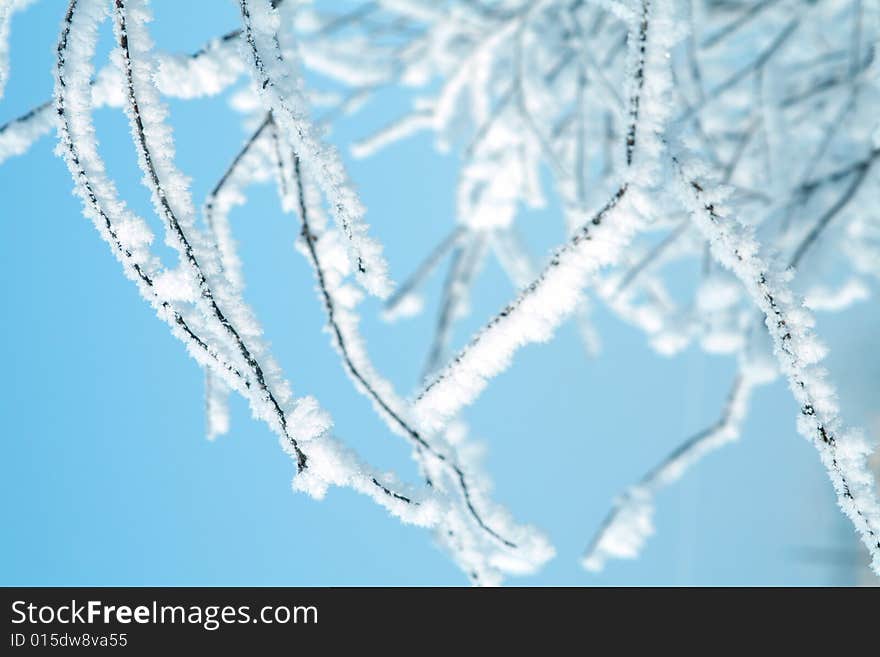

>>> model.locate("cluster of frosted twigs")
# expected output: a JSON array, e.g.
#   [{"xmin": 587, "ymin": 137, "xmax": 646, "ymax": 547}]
[{"xmin": 2, "ymin": 0, "xmax": 878, "ymax": 581}]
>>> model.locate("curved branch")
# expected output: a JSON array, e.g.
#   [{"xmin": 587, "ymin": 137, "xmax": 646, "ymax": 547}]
[
  {"xmin": 114, "ymin": 0, "xmax": 310, "ymax": 469},
  {"xmin": 282, "ymin": 148, "xmax": 523, "ymax": 551},
  {"xmin": 55, "ymin": 0, "xmax": 249, "ymax": 399},
  {"xmin": 583, "ymin": 374, "xmax": 755, "ymax": 571}
]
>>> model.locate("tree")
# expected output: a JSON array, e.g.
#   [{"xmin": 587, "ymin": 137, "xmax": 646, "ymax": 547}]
[{"xmin": 2, "ymin": 0, "xmax": 878, "ymax": 584}]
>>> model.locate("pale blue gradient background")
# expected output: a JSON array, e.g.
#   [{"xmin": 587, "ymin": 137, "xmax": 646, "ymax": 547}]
[{"xmin": 2, "ymin": 1, "xmax": 876, "ymax": 586}]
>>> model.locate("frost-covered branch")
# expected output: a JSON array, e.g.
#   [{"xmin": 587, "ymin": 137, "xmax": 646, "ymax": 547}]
[
  {"xmin": 2, "ymin": 15, "xmax": 247, "ymax": 166},
  {"xmin": 239, "ymin": 0, "xmax": 392, "ymax": 297},
  {"xmin": 0, "ymin": 0, "xmax": 35, "ymax": 100},
  {"xmin": 382, "ymin": 226, "xmax": 465, "ymax": 321},
  {"xmin": 201, "ymin": 113, "xmax": 276, "ymax": 439},
  {"xmin": 674, "ymin": 153, "xmax": 880, "ymax": 572},
  {"xmin": 583, "ymin": 372, "xmax": 760, "ymax": 571},
  {"xmin": 115, "ymin": 0, "xmax": 313, "ymax": 469}
]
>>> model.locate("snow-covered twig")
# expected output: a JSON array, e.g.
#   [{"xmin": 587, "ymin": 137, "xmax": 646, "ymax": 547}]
[
  {"xmin": 115, "ymin": 0, "xmax": 312, "ymax": 469},
  {"xmin": 2, "ymin": 18, "xmax": 247, "ymax": 166},
  {"xmin": 674, "ymin": 153, "xmax": 880, "ymax": 574},
  {"xmin": 583, "ymin": 373, "xmax": 758, "ymax": 571},
  {"xmin": 200, "ymin": 113, "xmax": 276, "ymax": 439},
  {"xmin": 239, "ymin": 0, "xmax": 393, "ymax": 298},
  {"xmin": 423, "ymin": 233, "xmax": 488, "ymax": 378},
  {"xmin": 0, "ymin": 0, "xmax": 35, "ymax": 100},
  {"xmin": 383, "ymin": 226, "xmax": 465, "ymax": 322}
]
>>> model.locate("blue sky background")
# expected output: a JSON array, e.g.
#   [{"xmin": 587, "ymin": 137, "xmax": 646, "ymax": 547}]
[{"xmin": 1, "ymin": 1, "xmax": 876, "ymax": 586}]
